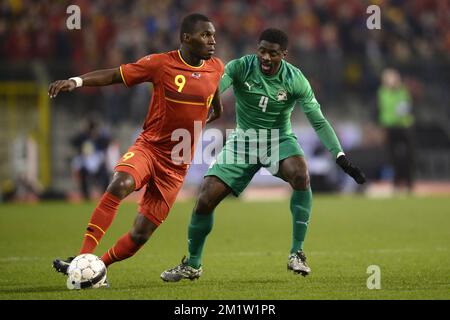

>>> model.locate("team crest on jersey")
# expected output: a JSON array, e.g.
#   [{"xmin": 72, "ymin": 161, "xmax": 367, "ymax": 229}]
[
  {"xmin": 192, "ymin": 72, "xmax": 201, "ymax": 79},
  {"xmin": 277, "ymin": 89, "xmax": 288, "ymax": 101}
]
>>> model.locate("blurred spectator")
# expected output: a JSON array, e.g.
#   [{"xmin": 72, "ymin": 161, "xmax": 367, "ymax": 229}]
[
  {"xmin": 377, "ymin": 68, "xmax": 415, "ymax": 193},
  {"xmin": 70, "ymin": 120, "xmax": 112, "ymax": 200},
  {"xmin": 4, "ymin": 134, "xmax": 43, "ymax": 202},
  {"xmin": 1, "ymin": 1, "xmax": 448, "ymax": 121},
  {"xmin": 0, "ymin": 133, "xmax": 46, "ymax": 203},
  {"xmin": 1, "ymin": 0, "xmax": 449, "ymax": 193}
]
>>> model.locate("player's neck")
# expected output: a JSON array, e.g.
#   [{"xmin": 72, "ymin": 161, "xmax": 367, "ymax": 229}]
[
  {"xmin": 179, "ymin": 47, "xmax": 203, "ymax": 67},
  {"xmin": 269, "ymin": 64, "xmax": 281, "ymax": 76}
]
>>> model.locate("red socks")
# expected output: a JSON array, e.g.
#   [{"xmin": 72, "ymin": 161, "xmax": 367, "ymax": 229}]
[
  {"xmin": 79, "ymin": 192, "xmax": 121, "ymax": 254},
  {"xmin": 101, "ymin": 232, "xmax": 142, "ymax": 267},
  {"xmin": 79, "ymin": 192, "xmax": 143, "ymax": 267}
]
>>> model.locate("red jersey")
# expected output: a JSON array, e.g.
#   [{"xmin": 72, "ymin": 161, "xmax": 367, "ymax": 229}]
[{"xmin": 120, "ymin": 50, "xmax": 224, "ymax": 169}]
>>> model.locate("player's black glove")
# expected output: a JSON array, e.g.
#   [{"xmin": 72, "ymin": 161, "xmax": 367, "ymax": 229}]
[{"xmin": 336, "ymin": 154, "xmax": 366, "ymax": 184}]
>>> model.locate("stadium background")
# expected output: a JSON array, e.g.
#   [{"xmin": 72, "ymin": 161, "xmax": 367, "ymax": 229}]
[
  {"xmin": 1, "ymin": 0, "xmax": 449, "ymax": 201},
  {"xmin": 0, "ymin": 0, "xmax": 449, "ymax": 301}
]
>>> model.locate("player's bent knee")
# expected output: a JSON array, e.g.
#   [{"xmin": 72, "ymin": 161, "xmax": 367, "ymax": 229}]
[
  {"xmin": 194, "ymin": 176, "xmax": 229, "ymax": 214},
  {"xmin": 129, "ymin": 213, "xmax": 158, "ymax": 246},
  {"xmin": 290, "ymin": 173, "xmax": 310, "ymax": 191},
  {"xmin": 129, "ymin": 230, "xmax": 151, "ymax": 246},
  {"xmin": 107, "ymin": 172, "xmax": 136, "ymax": 199},
  {"xmin": 194, "ymin": 196, "xmax": 216, "ymax": 215}
]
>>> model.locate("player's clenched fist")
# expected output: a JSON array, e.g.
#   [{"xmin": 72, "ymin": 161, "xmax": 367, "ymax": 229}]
[{"xmin": 48, "ymin": 79, "xmax": 77, "ymax": 98}]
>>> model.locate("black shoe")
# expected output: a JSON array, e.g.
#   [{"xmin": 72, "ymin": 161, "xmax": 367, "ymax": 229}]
[{"xmin": 53, "ymin": 257, "xmax": 75, "ymax": 275}]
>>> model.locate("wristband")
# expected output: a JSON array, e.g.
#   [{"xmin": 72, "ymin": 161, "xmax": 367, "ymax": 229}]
[
  {"xmin": 69, "ymin": 77, "xmax": 83, "ymax": 87},
  {"xmin": 336, "ymin": 152, "xmax": 345, "ymax": 159}
]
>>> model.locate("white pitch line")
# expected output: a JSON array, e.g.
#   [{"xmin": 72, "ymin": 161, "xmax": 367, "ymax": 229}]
[
  {"xmin": 208, "ymin": 247, "xmax": 448, "ymax": 257},
  {"xmin": 0, "ymin": 256, "xmax": 47, "ymax": 262}
]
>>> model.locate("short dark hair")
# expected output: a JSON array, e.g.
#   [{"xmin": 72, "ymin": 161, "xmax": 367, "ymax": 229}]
[
  {"xmin": 258, "ymin": 28, "xmax": 289, "ymax": 50},
  {"xmin": 180, "ymin": 13, "xmax": 211, "ymax": 42}
]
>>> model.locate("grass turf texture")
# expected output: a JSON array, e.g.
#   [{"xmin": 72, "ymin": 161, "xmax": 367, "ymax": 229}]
[{"xmin": 0, "ymin": 195, "xmax": 449, "ymax": 300}]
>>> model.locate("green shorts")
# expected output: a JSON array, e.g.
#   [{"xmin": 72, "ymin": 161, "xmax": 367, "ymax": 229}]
[{"xmin": 205, "ymin": 132, "xmax": 304, "ymax": 196}]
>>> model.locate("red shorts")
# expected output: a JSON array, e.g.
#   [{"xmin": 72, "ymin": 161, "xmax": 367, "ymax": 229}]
[{"xmin": 114, "ymin": 143, "xmax": 187, "ymax": 226}]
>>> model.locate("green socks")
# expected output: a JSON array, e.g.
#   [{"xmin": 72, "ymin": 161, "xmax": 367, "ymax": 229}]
[
  {"xmin": 185, "ymin": 190, "xmax": 311, "ymax": 268},
  {"xmin": 290, "ymin": 188, "xmax": 313, "ymax": 254},
  {"xmin": 187, "ymin": 212, "xmax": 214, "ymax": 269}
]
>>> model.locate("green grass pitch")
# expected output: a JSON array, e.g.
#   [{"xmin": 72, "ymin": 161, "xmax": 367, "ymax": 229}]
[{"xmin": 0, "ymin": 195, "xmax": 449, "ymax": 300}]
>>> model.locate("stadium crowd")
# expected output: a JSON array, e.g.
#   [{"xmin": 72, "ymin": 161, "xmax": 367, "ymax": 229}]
[
  {"xmin": 1, "ymin": 0, "xmax": 449, "ymax": 199},
  {"xmin": 1, "ymin": 0, "xmax": 449, "ymax": 123}
]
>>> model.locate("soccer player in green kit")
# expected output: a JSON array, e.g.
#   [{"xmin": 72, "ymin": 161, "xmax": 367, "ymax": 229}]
[{"xmin": 161, "ymin": 29, "xmax": 366, "ymax": 282}]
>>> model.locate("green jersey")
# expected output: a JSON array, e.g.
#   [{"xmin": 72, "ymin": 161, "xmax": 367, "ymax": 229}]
[
  {"xmin": 378, "ymin": 85, "xmax": 413, "ymax": 128},
  {"xmin": 220, "ymin": 54, "xmax": 343, "ymax": 158}
]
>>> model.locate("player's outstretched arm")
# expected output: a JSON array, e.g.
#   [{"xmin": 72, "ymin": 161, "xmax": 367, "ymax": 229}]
[
  {"xmin": 206, "ymin": 89, "xmax": 223, "ymax": 124},
  {"xmin": 48, "ymin": 67, "xmax": 123, "ymax": 98},
  {"xmin": 303, "ymin": 109, "xmax": 366, "ymax": 184},
  {"xmin": 336, "ymin": 154, "xmax": 366, "ymax": 184}
]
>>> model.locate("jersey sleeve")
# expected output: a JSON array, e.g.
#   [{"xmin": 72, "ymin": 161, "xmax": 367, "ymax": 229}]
[
  {"xmin": 294, "ymin": 71, "xmax": 344, "ymax": 158},
  {"xmin": 219, "ymin": 58, "xmax": 242, "ymax": 94},
  {"xmin": 120, "ymin": 54, "xmax": 162, "ymax": 87},
  {"xmin": 293, "ymin": 71, "xmax": 321, "ymax": 114}
]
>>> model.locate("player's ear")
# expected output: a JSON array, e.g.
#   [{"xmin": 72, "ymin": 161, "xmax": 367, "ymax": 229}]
[
  {"xmin": 282, "ymin": 50, "xmax": 288, "ymax": 58},
  {"xmin": 182, "ymin": 33, "xmax": 191, "ymax": 43}
]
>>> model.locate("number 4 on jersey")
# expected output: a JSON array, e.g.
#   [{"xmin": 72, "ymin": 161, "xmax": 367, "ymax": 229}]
[{"xmin": 259, "ymin": 96, "xmax": 268, "ymax": 112}]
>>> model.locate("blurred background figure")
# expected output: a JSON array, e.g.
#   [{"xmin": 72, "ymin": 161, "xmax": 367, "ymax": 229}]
[
  {"xmin": 1, "ymin": 133, "xmax": 43, "ymax": 203},
  {"xmin": 70, "ymin": 120, "xmax": 114, "ymax": 200},
  {"xmin": 378, "ymin": 68, "xmax": 415, "ymax": 194}
]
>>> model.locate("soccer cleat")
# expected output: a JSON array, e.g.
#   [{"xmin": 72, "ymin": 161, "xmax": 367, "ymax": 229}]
[
  {"xmin": 287, "ymin": 250, "xmax": 311, "ymax": 276},
  {"xmin": 160, "ymin": 256, "xmax": 203, "ymax": 282},
  {"xmin": 52, "ymin": 256, "xmax": 75, "ymax": 275}
]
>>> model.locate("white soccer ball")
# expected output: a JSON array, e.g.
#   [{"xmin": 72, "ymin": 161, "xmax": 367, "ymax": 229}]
[{"xmin": 66, "ymin": 254, "xmax": 107, "ymax": 290}]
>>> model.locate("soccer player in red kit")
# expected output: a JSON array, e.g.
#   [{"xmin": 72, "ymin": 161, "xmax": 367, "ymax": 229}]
[{"xmin": 49, "ymin": 14, "xmax": 224, "ymax": 284}]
